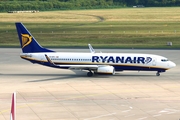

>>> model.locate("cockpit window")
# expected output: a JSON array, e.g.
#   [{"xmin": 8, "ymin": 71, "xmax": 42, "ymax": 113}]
[{"xmin": 161, "ymin": 59, "xmax": 168, "ymax": 62}]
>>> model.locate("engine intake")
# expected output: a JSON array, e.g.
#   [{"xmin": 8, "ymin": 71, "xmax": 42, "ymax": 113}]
[{"xmin": 97, "ymin": 66, "xmax": 115, "ymax": 75}]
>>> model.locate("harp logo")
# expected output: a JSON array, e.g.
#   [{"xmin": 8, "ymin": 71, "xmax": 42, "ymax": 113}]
[{"xmin": 21, "ymin": 34, "xmax": 32, "ymax": 48}]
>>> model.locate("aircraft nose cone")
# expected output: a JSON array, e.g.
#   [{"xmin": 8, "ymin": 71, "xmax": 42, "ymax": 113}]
[{"xmin": 170, "ymin": 61, "xmax": 176, "ymax": 68}]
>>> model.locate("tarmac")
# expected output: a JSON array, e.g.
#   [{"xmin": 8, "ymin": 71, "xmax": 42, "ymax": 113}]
[{"xmin": 0, "ymin": 48, "xmax": 180, "ymax": 120}]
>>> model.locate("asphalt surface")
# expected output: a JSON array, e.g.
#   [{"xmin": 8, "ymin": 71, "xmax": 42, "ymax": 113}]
[{"xmin": 0, "ymin": 48, "xmax": 180, "ymax": 120}]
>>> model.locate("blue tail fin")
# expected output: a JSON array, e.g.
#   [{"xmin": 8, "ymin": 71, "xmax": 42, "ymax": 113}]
[{"xmin": 15, "ymin": 22, "xmax": 54, "ymax": 53}]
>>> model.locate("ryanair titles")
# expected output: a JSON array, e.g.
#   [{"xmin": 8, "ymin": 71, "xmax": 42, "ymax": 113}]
[{"xmin": 92, "ymin": 56, "xmax": 152, "ymax": 64}]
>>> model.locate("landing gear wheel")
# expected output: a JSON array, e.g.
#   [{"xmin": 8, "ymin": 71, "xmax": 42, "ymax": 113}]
[
  {"xmin": 87, "ymin": 72, "xmax": 93, "ymax": 77},
  {"xmin": 156, "ymin": 72, "xmax": 160, "ymax": 76}
]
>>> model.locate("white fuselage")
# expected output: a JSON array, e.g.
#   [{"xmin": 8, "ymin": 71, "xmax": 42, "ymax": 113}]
[{"xmin": 20, "ymin": 52, "xmax": 176, "ymax": 72}]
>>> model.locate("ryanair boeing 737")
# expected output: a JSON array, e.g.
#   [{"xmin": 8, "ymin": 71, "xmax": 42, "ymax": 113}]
[{"xmin": 15, "ymin": 22, "xmax": 176, "ymax": 77}]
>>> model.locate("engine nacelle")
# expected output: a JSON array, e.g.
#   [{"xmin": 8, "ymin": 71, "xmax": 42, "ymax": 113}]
[{"xmin": 97, "ymin": 66, "xmax": 115, "ymax": 75}]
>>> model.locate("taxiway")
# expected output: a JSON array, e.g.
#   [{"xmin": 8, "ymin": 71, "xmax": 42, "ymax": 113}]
[{"xmin": 0, "ymin": 48, "xmax": 180, "ymax": 120}]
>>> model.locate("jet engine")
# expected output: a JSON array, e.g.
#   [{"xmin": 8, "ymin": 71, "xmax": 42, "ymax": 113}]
[{"xmin": 97, "ymin": 66, "xmax": 115, "ymax": 75}]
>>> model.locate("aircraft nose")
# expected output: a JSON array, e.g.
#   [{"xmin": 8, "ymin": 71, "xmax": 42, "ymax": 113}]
[{"xmin": 169, "ymin": 61, "xmax": 176, "ymax": 68}]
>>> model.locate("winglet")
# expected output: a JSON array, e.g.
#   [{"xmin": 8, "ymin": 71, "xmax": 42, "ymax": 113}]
[
  {"xmin": 10, "ymin": 92, "xmax": 16, "ymax": 120},
  {"xmin": 88, "ymin": 44, "xmax": 95, "ymax": 53}
]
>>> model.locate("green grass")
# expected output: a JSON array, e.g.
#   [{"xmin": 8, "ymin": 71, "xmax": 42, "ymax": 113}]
[{"xmin": 0, "ymin": 8, "xmax": 180, "ymax": 49}]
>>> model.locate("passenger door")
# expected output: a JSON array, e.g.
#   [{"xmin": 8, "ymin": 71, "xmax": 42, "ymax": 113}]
[{"xmin": 152, "ymin": 58, "xmax": 156, "ymax": 66}]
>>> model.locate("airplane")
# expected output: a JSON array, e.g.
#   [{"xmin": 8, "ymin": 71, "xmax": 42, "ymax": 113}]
[
  {"xmin": 15, "ymin": 22, "xmax": 176, "ymax": 77},
  {"xmin": 10, "ymin": 92, "xmax": 16, "ymax": 120}
]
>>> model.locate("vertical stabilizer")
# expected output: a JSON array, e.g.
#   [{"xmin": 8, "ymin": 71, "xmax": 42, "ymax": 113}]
[
  {"xmin": 15, "ymin": 22, "xmax": 54, "ymax": 53},
  {"xmin": 10, "ymin": 92, "xmax": 16, "ymax": 120}
]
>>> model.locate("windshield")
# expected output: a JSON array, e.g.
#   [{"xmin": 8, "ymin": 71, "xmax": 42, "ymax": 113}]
[{"xmin": 161, "ymin": 59, "xmax": 168, "ymax": 62}]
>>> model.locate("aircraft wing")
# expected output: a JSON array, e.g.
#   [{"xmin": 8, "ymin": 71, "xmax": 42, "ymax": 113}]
[
  {"xmin": 60, "ymin": 65, "xmax": 98, "ymax": 70},
  {"xmin": 45, "ymin": 54, "xmax": 98, "ymax": 70}
]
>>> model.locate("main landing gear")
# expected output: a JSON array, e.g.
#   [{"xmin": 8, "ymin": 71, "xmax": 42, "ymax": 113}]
[
  {"xmin": 156, "ymin": 71, "xmax": 161, "ymax": 76},
  {"xmin": 87, "ymin": 71, "xmax": 93, "ymax": 77}
]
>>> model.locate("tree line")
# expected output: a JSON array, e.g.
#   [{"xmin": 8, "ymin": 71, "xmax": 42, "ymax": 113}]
[{"xmin": 0, "ymin": 0, "xmax": 180, "ymax": 12}]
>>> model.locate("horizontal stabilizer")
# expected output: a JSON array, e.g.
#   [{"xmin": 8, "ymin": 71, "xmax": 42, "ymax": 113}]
[{"xmin": 45, "ymin": 54, "xmax": 58, "ymax": 67}]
